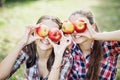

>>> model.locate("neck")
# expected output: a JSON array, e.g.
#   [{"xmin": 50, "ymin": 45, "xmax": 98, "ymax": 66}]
[
  {"xmin": 36, "ymin": 46, "xmax": 52, "ymax": 77},
  {"xmin": 79, "ymin": 39, "xmax": 93, "ymax": 56},
  {"xmin": 37, "ymin": 46, "xmax": 53, "ymax": 61}
]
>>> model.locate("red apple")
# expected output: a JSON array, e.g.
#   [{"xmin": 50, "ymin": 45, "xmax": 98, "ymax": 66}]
[
  {"xmin": 62, "ymin": 20, "xmax": 74, "ymax": 34},
  {"xmin": 48, "ymin": 28, "xmax": 62, "ymax": 43},
  {"xmin": 36, "ymin": 24, "xmax": 49, "ymax": 37},
  {"xmin": 74, "ymin": 20, "xmax": 87, "ymax": 33}
]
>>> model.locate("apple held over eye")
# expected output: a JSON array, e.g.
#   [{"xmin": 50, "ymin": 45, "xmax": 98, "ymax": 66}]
[
  {"xmin": 62, "ymin": 20, "xmax": 74, "ymax": 34},
  {"xmin": 48, "ymin": 28, "xmax": 62, "ymax": 43},
  {"xmin": 36, "ymin": 24, "xmax": 49, "ymax": 37},
  {"xmin": 74, "ymin": 20, "xmax": 87, "ymax": 33}
]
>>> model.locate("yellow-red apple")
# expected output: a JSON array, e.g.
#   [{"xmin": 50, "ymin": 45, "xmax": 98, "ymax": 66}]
[
  {"xmin": 62, "ymin": 20, "xmax": 74, "ymax": 34},
  {"xmin": 74, "ymin": 20, "xmax": 87, "ymax": 33},
  {"xmin": 48, "ymin": 28, "xmax": 62, "ymax": 43},
  {"xmin": 36, "ymin": 24, "xmax": 49, "ymax": 37}
]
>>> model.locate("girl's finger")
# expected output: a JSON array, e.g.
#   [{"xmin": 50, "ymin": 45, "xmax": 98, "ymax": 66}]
[
  {"xmin": 35, "ymin": 34, "xmax": 43, "ymax": 40},
  {"xmin": 87, "ymin": 23, "xmax": 93, "ymax": 33},
  {"xmin": 35, "ymin": 23, "xmax": 42, "ymax": 28},
  {"xmin": 32, "ymin": 36, "xmax": 41, "ymax": 42},
  {"xmin": 60, "ymin": 30, "xmax": 68, "ymax": 42},
  {"xmin": 25, "ymin": 26, "xmax": 31, "ymax": 36},
  {"xmin": 47, "ymin": 37, "xmax": 56, "ymax": 47},
  {"xmin": 60, "ymin": 30, "xmax": 66, "ymax": 39},
  {"xmin": 27, "ymin": 35, "xmax": 42, "ymax": 44}
]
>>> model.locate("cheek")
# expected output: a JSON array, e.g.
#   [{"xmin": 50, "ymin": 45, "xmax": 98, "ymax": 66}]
[{"xmin": 35, "ymin": 40, "xmax": 40, "ymax": 45}]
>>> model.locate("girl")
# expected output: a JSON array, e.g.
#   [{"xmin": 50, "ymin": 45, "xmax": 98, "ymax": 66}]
[
  {"xmin": 63, "ymin": 9, "xmax": 120, "ymax": 80},
  {"xmin": 0, "ymin": 15, "xmax": 71, "ymax": 80}
]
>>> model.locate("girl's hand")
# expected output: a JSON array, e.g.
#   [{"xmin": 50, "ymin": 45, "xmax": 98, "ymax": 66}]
[
  {"xmin": 86, "ymin": 20, "xmax": 97, "ymax": 40},
  {"xmin": 21, "ymin": 25, "xmax": 42, "ymax": 45},
  {"xmin": 75, "ymin": 17, "xmax": 97, "ymax": 40},
  {"xmin": 48, "ymin": 31, "xmax": 72, "ymax": 58}
]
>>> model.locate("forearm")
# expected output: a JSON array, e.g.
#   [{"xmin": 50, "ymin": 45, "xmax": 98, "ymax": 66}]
[
  {"xmin": 0, "ymin": 40, "xmax": 26, "ymax": 79},
  {"xmin": 48, "ymin": 57, "xmax": 62, "ymax": 80},
  {"xmin": 94, "ymin": 30, "xmax": 120, "ymax": 41}
]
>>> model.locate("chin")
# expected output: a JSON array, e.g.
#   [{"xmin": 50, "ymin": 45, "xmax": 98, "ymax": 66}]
[
  {"xmin": 39, "ymin": 45, "xmax": 52, "ymax": 51},
  {"xmin": 73, "ymin": 37, "xmax": 88, "ymax": 44},
  {"xmin": 74, "ymin": 40, "xmax": 85, "ymax": 44},
  {"xmin": 38, "ymin": 41, "xmax": 52, "ymax": 50}
]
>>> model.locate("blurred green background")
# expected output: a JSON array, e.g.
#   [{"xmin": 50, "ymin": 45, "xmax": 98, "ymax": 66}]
[{"xmin": 0, "ymin": 0, "xmax": 120, "ymax": 80}]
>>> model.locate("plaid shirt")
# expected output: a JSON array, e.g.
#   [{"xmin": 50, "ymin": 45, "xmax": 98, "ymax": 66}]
[
  {"xmin": 7, "ymin": 48, "xmax": 73, "ymax": 80},
  {"xmin": 8, "ymin": 40, "xmax": 120, "ymax": 80},
  {"xmin": 63, "ymin": 40, "xmax": 120, "ymax": 80},
  {"xmin": 8, "ymin": 50, "xmax": 48, "ymax": 80}
]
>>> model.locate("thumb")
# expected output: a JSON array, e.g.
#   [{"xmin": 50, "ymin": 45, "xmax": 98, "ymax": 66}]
[
  {"xmin": 33, "ymin": 36, "xmax": 41, "ymax": 40},
  {"xmin": 27, "ymin": 36, "xmax": 42, "ymax": 44},
  {"xmin": 47, "ymin": 37, "xmax": 56, "ymax": 47}
]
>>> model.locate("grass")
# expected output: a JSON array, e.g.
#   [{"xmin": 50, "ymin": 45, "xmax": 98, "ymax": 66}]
[
  {"xmin": 0, "ymin": 0, "xmax": 120, "ymax": 79},
  {"xmin": 91, "ymin": 0, "xmax": 120, "ymax": 31},
  {"xmin": 117, "ymin": 69, "xmax": 120, "ymax": 80}
]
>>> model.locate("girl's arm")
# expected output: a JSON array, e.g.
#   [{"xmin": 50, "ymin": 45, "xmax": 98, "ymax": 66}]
[
  {"xmin": 83, "ymin": 17, "xmax": 120, "ymax": 41},
  {"xmin": 80, "ymin": 17, "xmax": 120, "ymax": 41},
  {"xmin": 0, "ymin": 40, "xmax": 26, "ymax": 79},
  {"xmin": 0, "ymin": 26, "xmax": 40, "ymax": 79},
  {"xmin": 48, "ymin": 34, "xmax": 72, "ymax": 80},
  {"xmin": 93, "ymin": 30, "xmax": 120, "ymax": 41},
  {"xmin": 48, "ymin": 56, "xmax": 62, "ymax": 80}
]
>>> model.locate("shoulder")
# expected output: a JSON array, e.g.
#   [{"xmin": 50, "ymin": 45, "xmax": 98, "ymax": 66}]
[
  {"xmin": 102, "ymin": 40, "xmax": 120, "ymax": 47},
  {"xmin": 16, "ymin": 50, "xmax": 29, "ymax": 63},
  {"xmin": 102, "ymin": 40, "xmax": 120, "ymax": 56}
]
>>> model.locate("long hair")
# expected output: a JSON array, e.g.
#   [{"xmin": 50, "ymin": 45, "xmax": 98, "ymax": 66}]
[
  {"xmin": 69, "ymin": 9, "xmax": 103, "ymax": 80},
  {"xmin": 23, "ymin": 15, "xmax": 62, "ymax": 71}
]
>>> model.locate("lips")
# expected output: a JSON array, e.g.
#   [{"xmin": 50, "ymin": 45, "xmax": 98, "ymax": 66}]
[
  {"xmin": 72, "ymin": 34, "xmax": 81, "ymax": 39},
  {"xmin": 74, "ymin": 35, "xmax": 81, "ymax": 39}
]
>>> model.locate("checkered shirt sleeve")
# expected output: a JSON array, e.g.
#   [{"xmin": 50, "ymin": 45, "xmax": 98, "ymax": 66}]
[
  {"xmin": 100, "ymin": 41, "xmax": 120, "ymax": 80},
  {"xmin": 7, "ymin": 50, "xmax": 28, "ymax": 78}
]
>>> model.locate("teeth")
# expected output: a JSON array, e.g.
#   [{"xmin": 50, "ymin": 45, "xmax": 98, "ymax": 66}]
[
  {"xmin": 42, "ymin": 39, "xmax": 50, "ymax": 45},
  {"xmin": 75, "ymin": 35, "xmax": 80, "ymax": 38}
]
